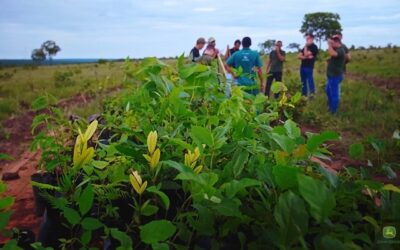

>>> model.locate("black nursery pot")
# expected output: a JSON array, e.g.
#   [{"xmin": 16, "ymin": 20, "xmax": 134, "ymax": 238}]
[{"xmin": 31, "ymin": 172, "xmax": 57, "ymax": 216}]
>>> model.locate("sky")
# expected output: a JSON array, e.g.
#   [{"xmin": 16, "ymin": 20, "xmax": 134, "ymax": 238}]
[{"xmin": 0, "ymin": 0, "xmax": 399, "ymax": 59}]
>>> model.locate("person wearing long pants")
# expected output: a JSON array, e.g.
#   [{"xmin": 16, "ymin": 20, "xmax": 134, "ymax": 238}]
[
  {"xmin": 326, "ymin": 36, "xmax": 346, "ymax": 113},
  {"xmin": 298, "ymin": 34, "xmax": 319, "ymax": 97},
  {"xmin": 300, "ymin": 67, "xmax": 315, "ymax": 96}
]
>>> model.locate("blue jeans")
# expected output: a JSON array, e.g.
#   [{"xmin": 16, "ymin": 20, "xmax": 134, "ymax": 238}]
[
  {"xmin": 300, "ymin": 67, "xmax": 315, "ymax": 96},
  {"xmin": 326, "ymin": 75, "xmax": 343, "ymax": 113}
]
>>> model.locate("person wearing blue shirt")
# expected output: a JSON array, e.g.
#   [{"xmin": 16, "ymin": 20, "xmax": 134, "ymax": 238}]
[{"xmin": 226, "ymin": 37, "xmax": 264, "ymax": 95}]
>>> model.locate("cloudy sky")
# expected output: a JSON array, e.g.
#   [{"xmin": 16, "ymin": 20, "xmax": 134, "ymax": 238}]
[{"xmin": 1, "ymin": 0, "xmax": 399, "ymax": 59}]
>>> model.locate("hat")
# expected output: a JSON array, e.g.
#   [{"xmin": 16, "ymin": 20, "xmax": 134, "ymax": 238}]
[
  {"xmin": 332, "ymin": 34, "xmax": 341, "ymax": 40},
  {"xmin": 208, "ymin": 37, "xmax": 216, "ymax": 43}
]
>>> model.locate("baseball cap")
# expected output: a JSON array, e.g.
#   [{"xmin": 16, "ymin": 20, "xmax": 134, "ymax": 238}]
[{"xmin": 208, "ymin": 37, "xmax": 216, "ymax": 43}]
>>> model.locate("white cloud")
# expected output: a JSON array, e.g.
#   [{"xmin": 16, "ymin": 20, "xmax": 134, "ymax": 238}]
[
  {"xmin": 369, "ymin": 13, "xmax": 400, "ymax": 20},
  {"xmin": 193, "ymin": 7, "xmax": 216, "ymax": 12}
]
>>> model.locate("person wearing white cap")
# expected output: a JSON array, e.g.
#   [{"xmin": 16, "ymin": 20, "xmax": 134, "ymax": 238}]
[{"xmin": 202, "ymin": 37, "xmax": 220, "ymax": 65}]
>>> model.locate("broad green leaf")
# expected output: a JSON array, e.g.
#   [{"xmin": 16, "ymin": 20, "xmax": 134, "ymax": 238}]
[
  {"xmin": 190, "ymin": 126, "xmax": 213, "ymax": 147},
  {"xmin": 92, "ymin": 160, "xmax": 109, "ymax": 170},
  {"xmin": 79, "ymin": 185, "xmax": 94, "ymax": 215},
  {"xmin": 141, "ymin": 204, "xmax": 159, "ymax": 216},
  {"xmin": 63, "ymin": 207, "xmax": 81, "ymax": 225},
  {"xmin": 213, "ymin": 199, "xmax": 242, "ymax": 217},
  {"xmin": 297, "ymin": 174, "xmax": 336, "ymax": 222},
  {"xmin": 222, "ymin": 178, "xmax": 261, "ymax": 199},
  {"xmin": 147, "ymin": 186, "xmax": 170, "ymax": 209},
  {"xmin": 271, "ymin": 81, "xmax": 288, "ymax": 94},
  {"xmin": 317, "ymin": 235, "xmax": 347, "ymax": 250},
  {"xmin": 2, "ymin": 239, "xmax": 23, "ymax": 250},
  {"xmin": 152, "ymin": 243, "xmax": 169, "ymax": 250},
  {"xmin": 306, "ymin": 131, "xmax": 339, "ymax": 152},
  {"xmin": 272, "ymin": 165, "xmax": 301, "ymax": 190},
  {"xmin": 318, "ymin": 166, "xmax": 338, "ymax": 188},
  {"xmin": 0, "ymin": 210, "xmax": 12, "ymax": 229},
  {"xmin": 81, "ymin": 217, "xmax": 103, "ymax": 231},
  {"xmin": 0, "ymin": 197, "xmax": 14, "ymax": 210},
  {"xmin": 232, "ymin": 149, "xmax": 250, "ymax": 178},
  {"xmin": 274, "ymin": 191, "xmax": 309, "ymax": 246},
  {"xmin": 140, "ymin": 220, "xmax": 176, "ymax": 244},
  {"xmin": 110, "ymin": 228, "xmax": 133, "ymax": 250},
  {"xmin": 349, "ymin": 143, "xmax": 364, "ymax": 160},
  {"xmin": 81, "ymin": 230, "xmax": 92, "ymax": 245},
  {"xmin": 271, "ymin": 133, "xmax": 295, "ymax": 153},
  {"xmin": 284, "ymin": 120, "xmax": 301, "ymax": 139}
]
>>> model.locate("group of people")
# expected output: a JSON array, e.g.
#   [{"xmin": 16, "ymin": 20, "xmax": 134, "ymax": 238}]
[{"xmin": 188, "ymin": 32, "xmax": 350, "ymax": 114}]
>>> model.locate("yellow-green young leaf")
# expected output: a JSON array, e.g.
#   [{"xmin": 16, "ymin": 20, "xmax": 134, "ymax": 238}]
[
  {"xmin": 129, "ymin": 174, "xmax": 140, "ymax": 194},
  {"xmin": 84, "ymin": 120, "xmax": 98, "ymax": 142},
  {"xmin": 383, "ymin": 184, "xmax": 400, "ymax": 193},
  {"xmin": 143, "ymin": 154, "xmax": 152, "ymax": 163},
  {"xmin": 73, "ymin": 136, "xmax": 82, "ymax": 167},
  {"xmin": 78, "ymin": 148, "xmax": 95, "ymax": 167}
]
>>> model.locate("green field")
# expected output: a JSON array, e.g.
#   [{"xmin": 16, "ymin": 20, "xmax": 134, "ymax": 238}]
[
  {"xmin": 0, "ymin": 62, "xmax": 124, "ymax": 121},
  {"xmin": 1, "ymin": 49, "xmax": 399, "ymax": 249},
  {"xmin": 1, "ymin": 49, "xmax": 399, "ymax": 162}
]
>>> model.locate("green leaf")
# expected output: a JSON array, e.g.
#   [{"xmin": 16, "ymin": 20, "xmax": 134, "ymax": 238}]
[
  {"xmin": 81, "ymin": 230, "xmax": 92, "ymax": 245},
  {"xmin": 213, "ymin": 199, "xmax": 242, "ymax": 217},
  {"xmin": 2, "ymin": 239, "xmax": 23, "ymax": 250},
  {"xmin": 222, "ymin": 178, "xmax": 261, "ymax": 199},
  {"xmin": 272, "ymin": 165, "xmax": 301, "ymax": 190},
  {"xmin": 63, "ymin": 207, "xmax": 81, "ymax": 225},
  {"xmin": 147, "ymin": 186, "xmax": 170, "ymax": 210},
  {"xmin": 141, "ymin": 204, "xmax": 159, "ymax": 216},
  {"xmin": 284, "ymin": 120, "xmax": 301, "ymax": 139},
  {"xmin": 274, "ymin": 191, "xmax": 309, "ymax": 245},
  {"xmin": 271, "ymin": 134, "xmax": 295, "ymax": 153},
  {"xmin": 0, "ymin": 210, "xmax": 12, "ymax": 229},
  {"xmin": 190, "ymin": 126, "xmax": 213, "ymax": 147},
  {"xmin": 297, "ymin": 174, "xmax": 336, "ymax": 223},
  {"xmin": 232, "ymin": 149, "xmax": 250, "ymax": 178},
  {"xmin": 317, "ymin": 235, "xmax": 347, "ymax": 250},
  {"xmin": 306, "ymin": 131, "xmax": 339, "ymax": 152},
  {"xmin": 0, "ymin": 197, "xmax": 14, "ymax": 210},
  {"xmin": 79, "ymin": 185, "xmax": 94, "ymax": 215},
  {"xmin": 31, "ymin": 96, "xmax": 49, "ymax": 111},
  {"xmin": 92, "ymin": 160, "xmax": 109, "ymax": 170},
  {"xmin": 0, "ymin": 153, "xmax": 14, "ymax": 161},
  {"xmin": 110, "ymin": 228, "xmax": 133, "ymax": 250},
  {"xmin": 152, "ymin": 243, "xmax": 169, "ymax": 250},
  {"xmin": 271, "ymin": 81, "xmax": 288, "ymax": 94},
  {"xmin": 349, "ymin": 143, "xmax": 364, "ymax": 160},
  {"xmin": 81, "ymin": 217, "xmax": 103, "ymax": 231},
  {"xmin": 140, "ymin": 220, "xmax": 176, "ymax": 244}
]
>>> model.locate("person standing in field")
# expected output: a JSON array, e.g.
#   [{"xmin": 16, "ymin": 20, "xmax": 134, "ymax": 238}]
[
  {"xmin": 202, "ymin": 37, "xmax": 220, "ymax": 65},
  {"xmin": 226, "ymin": 37, "xmax": 264, "ymax": 95},
  {"xmin": 265, "ymin": 40, "xmax": 286, "ymax": 97},
  {"xmin": 298, "ymin": 34, "xmax": 319, "ymax": 97},
  {"xmin": 224, "ymin": 39, "xmax": 241, "ymax": 60},
  {"xmin": 333, "ymin": 31, "xmax": 351, "ymax": 74},
  {"xmin": 326, "ymin": 36, "xmax": 345, "ymax": 113},
  {"xmin": 189, "ymin": 37, "xmax": 206, "ymax": 63}
]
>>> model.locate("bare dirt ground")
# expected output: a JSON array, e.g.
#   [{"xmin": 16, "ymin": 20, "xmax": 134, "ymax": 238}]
[
  {"xmin": 0, "ymin": 87, "xmax": 121, "ymax": 241},
  {"xmin": 346, "ymin": 73, "xmax": 400, "ymax": 94}
]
